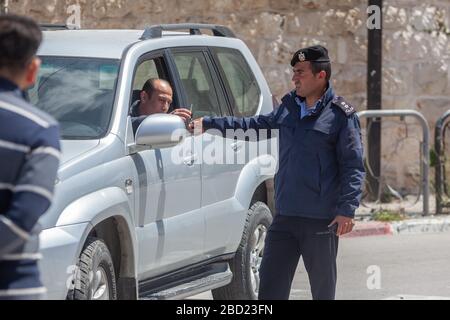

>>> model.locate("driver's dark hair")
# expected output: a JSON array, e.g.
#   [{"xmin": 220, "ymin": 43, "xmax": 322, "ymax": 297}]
[
  {"xmin": 142, "ymin": 78, "xmax": 171, "ymax": 99},
  {"xmin": 0, "ymin": 14, "xmax": 42, "ymax": 73}
]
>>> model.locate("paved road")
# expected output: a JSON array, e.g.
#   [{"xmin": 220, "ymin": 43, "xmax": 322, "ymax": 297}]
[
  {"xmin": 293, "ymin": 232, "xmax": 450, "ymax": 300},
  {"xmin": 191, "ymin": 232, "xmax": 450, "ymax": 300}
]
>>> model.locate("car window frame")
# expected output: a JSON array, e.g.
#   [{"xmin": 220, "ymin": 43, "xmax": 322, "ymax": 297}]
[
  {"xmin": 130, "ymin": 50, "xmax": 183, "ymax": 113},
  {"xmin": 168, "ymin": 47, "xmax": 229, "ymax": 117},
  {"xmin": 209, "ymin": 47, "xmax": 262, "ymax": 117}
]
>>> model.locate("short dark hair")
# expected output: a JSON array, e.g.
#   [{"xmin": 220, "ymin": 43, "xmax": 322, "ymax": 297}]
[
  {"xmin": 310, "ymin": 61, "xmax": 332, "ymax": 82},
  {"xmin": 142, "ymin": 78, "xmax": 170, "ymax": 98},
  {"xmin": 0, "ymin": 14, "xmax": 42, "ymax": 73},
  {"xmin": 142, "ymin": 78, "xmax": 158, "ymax": 98}
]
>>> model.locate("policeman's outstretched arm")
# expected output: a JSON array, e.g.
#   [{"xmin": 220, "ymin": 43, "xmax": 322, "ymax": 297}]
[{"xmin": 193, "ymin": 106, "xmax": 284, "ymax": 141}]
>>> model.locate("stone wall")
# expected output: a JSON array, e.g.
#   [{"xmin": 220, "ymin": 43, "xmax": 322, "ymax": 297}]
[
  {"xmin": 378, "ymin": 0, "xmax": 450, "ymax": 198},
  {"xmin": 7, "ymin": 0, "xmax": 450, "ymax": 196}
]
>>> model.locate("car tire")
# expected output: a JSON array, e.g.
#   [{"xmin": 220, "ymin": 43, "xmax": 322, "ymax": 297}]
[
  {"xmin": 212, "ymin": 201, "xmax": 273, "ymax": 300},
  {"xmin": 68, "ymin": 237, "xmax": 117, "ymax": 300}
]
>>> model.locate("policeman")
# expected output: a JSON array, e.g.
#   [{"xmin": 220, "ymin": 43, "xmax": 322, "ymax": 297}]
[
  {"xmin": 0, "ymin": 14, "xmax": 60, "ymax": 299},
  {"xmin": 190, "ymin": 45, "xmax": 365, "ymax": 300}
]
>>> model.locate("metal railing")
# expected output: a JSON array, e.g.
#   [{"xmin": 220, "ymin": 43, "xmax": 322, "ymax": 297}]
[
  {"xmin": 358, "ymin": 110, "xmax": 430, "ymax": 216},
  {"xmin": 0, "ymin": 0, "xmax": 9, "ymax": 14},
  {"xmin": 434, "ymin": 110, "xmax": 450, "ymax": 214}
]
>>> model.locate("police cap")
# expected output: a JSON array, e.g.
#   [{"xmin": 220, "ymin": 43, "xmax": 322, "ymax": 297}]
[{"xmin": 291, "ymin": 45, "xmax": 330, "ymax": 66}]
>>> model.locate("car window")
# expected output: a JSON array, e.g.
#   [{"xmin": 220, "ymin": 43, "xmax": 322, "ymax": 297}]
[
  {"xmin": 131, "ymin": 56, "xmax": 175, "ymax": 110},
  {"xmin": 133, "ymin": 60, "xmax": 159, "ymax": 91},
  {"xmin": 213, "ymin": 48, "xmax": 261, "ymax": 117},
  {"xmin": 27, "ymin": 56, "xmax": 120, "ymax": 140},
  {"xmin": 172, "ymin": 51, "xmax": 222, "ymax": 118}
]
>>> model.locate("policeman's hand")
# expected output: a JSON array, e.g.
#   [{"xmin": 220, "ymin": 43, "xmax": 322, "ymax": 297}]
[
  {"xmin": 171, "ymin": 108, "xmax": 192, "ymax": 125},
  {"xmin": 188, "ymin": 118, "xmax": 204, "ymax": 135},
  {"xmin": 328, "ymin": 215, "xmax": 355, "ymax": 237}
]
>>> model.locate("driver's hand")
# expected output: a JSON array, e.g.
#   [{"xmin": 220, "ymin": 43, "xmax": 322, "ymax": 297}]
[
  {"xmin": 171, "ymin": 108, "xmax": 192, "ymax": 124},
  {"xmin": 188, "ymin": 118, "xmax": 204, "ymax": 135}
]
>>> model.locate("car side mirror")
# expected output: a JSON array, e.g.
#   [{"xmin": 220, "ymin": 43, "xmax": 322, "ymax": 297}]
[{"xmin": 135, "ymin": 114, "xmax": 188, "ymax": 149}]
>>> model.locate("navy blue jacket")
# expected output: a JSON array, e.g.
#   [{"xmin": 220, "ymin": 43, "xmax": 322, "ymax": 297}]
[{"xmin": 203, "ymin": 85, "xmax": 365, "ymax": 219}]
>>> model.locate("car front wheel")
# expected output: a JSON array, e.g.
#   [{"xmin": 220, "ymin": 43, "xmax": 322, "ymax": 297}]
[{"xmin": 68, "ymin": 237, "xmax": 117, "ymax": 300}]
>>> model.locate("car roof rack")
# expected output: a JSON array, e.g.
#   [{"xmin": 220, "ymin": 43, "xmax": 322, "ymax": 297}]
[
  {"xmin": 39, "ymin": 23, "xmax": 80, "ymax": 31},
  {"xmin": 140, "ymin": 23, "xmax": 235, "ymax": 40}
]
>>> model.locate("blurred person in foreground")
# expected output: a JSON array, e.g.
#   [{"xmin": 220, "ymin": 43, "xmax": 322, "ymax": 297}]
[{"xmin": 0, "ymin": 14, "xmax": 60, "ymax": 300}]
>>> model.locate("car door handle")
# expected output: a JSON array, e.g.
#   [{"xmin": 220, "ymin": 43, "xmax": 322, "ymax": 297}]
[
  {"xmin": 231, "ymin": 142, "xmax": 243, "ymax": 152},
  {"xmin": 183, "ymin": 154, "xmax": 197, "ymax": 167}
]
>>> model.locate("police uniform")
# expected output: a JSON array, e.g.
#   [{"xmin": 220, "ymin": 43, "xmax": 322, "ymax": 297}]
[
  {"xmin": 202, "ymin": 45, "xmax": 365, "ymax": 300},
  {"xmin": 0, "ymin": 77, "xmax": 60, "ymax": 299}
]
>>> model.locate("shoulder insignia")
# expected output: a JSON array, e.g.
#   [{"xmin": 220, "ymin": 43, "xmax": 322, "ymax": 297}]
[{"xmin": 332, "ymin": 96, "xmax": 356, "ymax": 117}]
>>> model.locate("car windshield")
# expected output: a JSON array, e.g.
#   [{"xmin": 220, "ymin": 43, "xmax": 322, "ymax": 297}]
[{"xmin": 27, "ymin": 56, "xmax": 120, "ymax": 140}]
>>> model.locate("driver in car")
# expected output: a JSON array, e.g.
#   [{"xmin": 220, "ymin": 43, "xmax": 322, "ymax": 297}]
[{"xmin": 130, "ymin": 78, "xmax": 192, "ymax": 134}]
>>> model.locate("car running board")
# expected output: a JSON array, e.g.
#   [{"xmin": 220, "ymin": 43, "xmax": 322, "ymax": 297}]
[{"xmin": 139, "ymin": 262, "xmax": 233, "ymax": 300}]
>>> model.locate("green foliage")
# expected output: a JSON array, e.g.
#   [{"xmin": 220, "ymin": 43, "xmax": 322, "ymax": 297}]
[
  {"xmin": 372, "ymin": 210, "xmax": 406, "ymax": 222},
  {"xmin": 430, "ymin": 148, "xmax": 438, "ymax": 168}
]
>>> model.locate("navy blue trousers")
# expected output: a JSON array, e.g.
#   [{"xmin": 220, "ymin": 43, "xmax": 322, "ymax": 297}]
[{"xmin": 258, "ymin": 214, "xmax": 339, "ymax": 300}]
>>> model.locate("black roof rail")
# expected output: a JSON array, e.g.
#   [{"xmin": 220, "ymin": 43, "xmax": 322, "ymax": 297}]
[
  {"xmin": 140, "ymin": 23, "xmax": 236, "ymax": 40},
  {"xmin": 39, "ymin": 23, "xmax": 80, "ymax": 31}
]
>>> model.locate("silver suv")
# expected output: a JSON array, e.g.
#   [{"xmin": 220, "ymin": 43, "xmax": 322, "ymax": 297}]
[{"xmin": 31, "ymin": 24, "xmax": 277, "ymax": 300}]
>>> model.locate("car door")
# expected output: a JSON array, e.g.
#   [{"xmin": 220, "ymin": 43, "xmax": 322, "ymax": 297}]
[
  {"xmin": 131, "ymin": 51, "xmax": 204, "ymax": 279},
  {"xmin": 171, "ymin": 48, "xmax": 248, "ymax": 257},
  {"xmin": 203, "ymin": 47, "xmax": 266, "ymax": 256}
]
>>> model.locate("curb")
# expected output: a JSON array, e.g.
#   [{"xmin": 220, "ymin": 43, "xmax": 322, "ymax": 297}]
[
  {"xmin": 344, "ymin": 217, "xmax": 450, "ymax": 238},
  {"xmin": 391, "ymin": 217, "xmax": 450, "ymax": 234},
  {"xmin": 343, "ymin": 221, "xmax": 393, "ymax": 238}
]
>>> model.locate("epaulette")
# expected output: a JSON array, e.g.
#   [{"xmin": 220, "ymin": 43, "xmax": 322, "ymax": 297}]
[{"xmin": 331, "ymin": 96, "xmax": 356, "ymax": 117}]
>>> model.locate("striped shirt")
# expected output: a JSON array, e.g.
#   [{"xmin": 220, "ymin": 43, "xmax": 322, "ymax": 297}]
[{"xmin": 0, "ymin": 77, "xmax": 61, "ymax": 299}]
